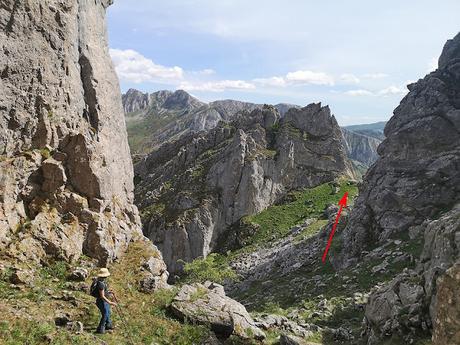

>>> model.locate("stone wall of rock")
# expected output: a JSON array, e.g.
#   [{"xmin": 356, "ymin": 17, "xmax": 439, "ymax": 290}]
[
  {"xmin": 342, "ymin": 32, "xmax": 460, "ymax": 262},
  {"xmin": 0, "ymin": 0, "xmax": 142, "ymax": 264},
  {"xmin": 339, "ymin": 32, "xmax": 460, "ymax": 343},
  {"xmin": 135, "ymin": 104, "xmax": 355, "ymax": 273}
]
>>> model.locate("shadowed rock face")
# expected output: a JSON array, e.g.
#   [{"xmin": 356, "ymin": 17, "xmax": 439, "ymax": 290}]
[
  {"xmin": 337, "ymin": 32, "xmax": 460, "ymax": 344},
  {"xmin": 341, "ymin": 32, "xmax": 460, "ymax": 262},
  {"xmin": 135, "ymin": 104, "xmax": 355, "ymax": 273},
  {"xmin": 0, "ymin": 0, "xmax": 143, "ymax": 264}
]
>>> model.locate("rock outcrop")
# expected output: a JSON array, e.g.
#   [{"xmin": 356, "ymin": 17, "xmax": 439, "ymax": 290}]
[
  {"xmin": 339, "ymin": 32, "xmax": 460, "ymax": 343},
  {"xmin": 0, "ymin": 0, "xmax": 146, "ymax": 265},
  {"xmin": 135, "ymin": 104, "xmax": 355, "ymax": 273},
  {"xmin": 170, "ymin": 281, "xmax": 265, "ymax": 340}
]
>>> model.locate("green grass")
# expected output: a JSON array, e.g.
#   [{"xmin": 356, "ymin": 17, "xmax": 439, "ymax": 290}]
[
  {"xmin": 241, "ymin": 180, "xmax": 358, "ymax": 247},
  {"xmin": 0, "ymin": 241, "xmax": 215, "ymax": 345},
  {"xmin": 293, "ymin": 219, "xmax": 329, "ymax": 243}
]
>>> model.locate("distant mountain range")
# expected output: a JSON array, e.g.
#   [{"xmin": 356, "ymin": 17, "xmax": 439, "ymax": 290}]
[{"xmin": 122, "ymin": 88, "xmax": 386, "ymax": 169}]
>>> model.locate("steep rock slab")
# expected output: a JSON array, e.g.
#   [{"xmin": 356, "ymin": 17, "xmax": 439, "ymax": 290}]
[
  {"xmin": 340, "ymin": 32, "xmax": 460, "ymax": 343},
  {"xmin": 0, "ymin": 0, "xmax": 142, "ymax": 264},
  {"xmin": 342, "ymin": 32, "xmax": 460, "ymax": 261},
  {"xmin": 135, "ymin": 105, "xmax": 355, "ymax": 273},
  {"xmin": 170, "ymin": 281, "xmax": 265, "ymax": 340}
]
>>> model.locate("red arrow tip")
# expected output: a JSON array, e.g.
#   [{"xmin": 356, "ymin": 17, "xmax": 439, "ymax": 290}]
[{"xmin": 338, "ymin": 192, "xmax": 348, "ymax": 206}]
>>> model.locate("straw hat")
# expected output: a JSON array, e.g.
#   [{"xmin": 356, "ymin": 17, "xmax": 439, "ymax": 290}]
[{"xmin": 96, "ymin": 268, "xmax": 111, "ymax": 278}]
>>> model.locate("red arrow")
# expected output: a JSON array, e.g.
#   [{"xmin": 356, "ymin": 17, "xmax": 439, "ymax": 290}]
[{"xmin": 322, "ymin": 192, "xmax": 348, "ymax": 263}]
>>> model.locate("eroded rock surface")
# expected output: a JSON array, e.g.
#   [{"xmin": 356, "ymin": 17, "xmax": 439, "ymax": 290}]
[
  {"xmin": 339, "ymin": 32, "xmax": 460, "ymax": 344},
  {"xmin": 170, "ymin": 281, "xmax": 265, "ymax": 340},
  {"xmin": 0, "ymin": 0, "xmax": 150, "ymax": 265},
  {"xmin": 433, "ymin": 262, "xmax": 460, "ymax": 345},
  {"xmin": 135, "ymin": 104, "xmax": 355, "ymax": 273}
]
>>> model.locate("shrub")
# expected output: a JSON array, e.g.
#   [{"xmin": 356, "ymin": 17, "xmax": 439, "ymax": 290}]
[{"xmin": 181, "ymin": 253, "xmax": 238, "ymax": 284}]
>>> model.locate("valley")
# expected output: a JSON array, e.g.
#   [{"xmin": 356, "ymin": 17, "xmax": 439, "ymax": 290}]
[{"xmin": 0, "ymin": 1, "xmax": 458, "ymax": 345}]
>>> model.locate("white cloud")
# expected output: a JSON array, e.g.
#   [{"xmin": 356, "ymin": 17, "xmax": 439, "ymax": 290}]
[
  {"xmin": 110, "ymin": 48, "xmax": 184, "ymax": 84},
  {"xmin": 344, "ymin": 89, "xmax": 374, "ymax": 96},
  {"xmin": 253, "ymin": 76, "xmax": 287, "ymax": 87},
  {"xmin": 340, "ymin": 73, "xmax": 360, "ymax": 84},
  {"xmin": 285, "ymin": 70, "xmax": 335, "ymax": 86},
  {"xmin": 378, "ymin": 85, "xmax": 408, "ymax": 96},
  {"xmin": 362, "ymin": 73, "xmax": 388, "ymax": 79},
  {"xmin": 427, "ymin": 57, "xmax": 438, "ymax": 72},
  {"xmin": 179, "ymin": 80, "xmax": 256, "ymax": 92},
  {"xmin": 191, "ymin": 68, "xmax": 216, "ymax": 75}
]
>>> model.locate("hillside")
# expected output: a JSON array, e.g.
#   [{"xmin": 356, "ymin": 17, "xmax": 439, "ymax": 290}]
[
  {"xmin": 134, "ymin": 103, "xmax": 356, "ymax": 274},
  {"xmin": 1, "ymin": 0, "xmax": 458, "ymax": 344}
]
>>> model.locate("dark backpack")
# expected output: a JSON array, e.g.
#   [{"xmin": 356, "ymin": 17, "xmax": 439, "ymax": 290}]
[{"xmin": 89, "ymin": 279, "xmax": 100, "ymax": 298}]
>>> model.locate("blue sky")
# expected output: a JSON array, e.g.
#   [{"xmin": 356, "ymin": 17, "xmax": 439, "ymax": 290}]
[{"xmin": 107, "ymin": 0, "xmax": 460, "ymax": 125}]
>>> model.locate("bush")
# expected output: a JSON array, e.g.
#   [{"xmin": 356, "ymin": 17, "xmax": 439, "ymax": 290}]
[{"xmin": 181, "ymin": 253, "xmax": 238, "ymax": 284}]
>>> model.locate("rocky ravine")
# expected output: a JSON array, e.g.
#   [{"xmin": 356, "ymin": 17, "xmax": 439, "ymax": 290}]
[
  {"xmin": 337, "ymin": 32, "xmax": 460, "ymax": 344},
  {"xmin": 0, "ymin": 0, "xmax": 163, "ymax": 267},
  {"xmin": 135, "ymin": 104, "xmax": 356, "ymax": 273}
]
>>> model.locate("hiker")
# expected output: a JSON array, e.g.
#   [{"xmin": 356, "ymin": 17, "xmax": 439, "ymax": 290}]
[{"xmin": 91, "ymin": 268, "xmax": 118, "ymax": 334}]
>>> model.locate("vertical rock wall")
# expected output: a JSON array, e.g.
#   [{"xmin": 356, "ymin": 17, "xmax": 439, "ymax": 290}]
[{"xmin": 0, "ymin": 0, "xmax": 142, "ymax": 264}]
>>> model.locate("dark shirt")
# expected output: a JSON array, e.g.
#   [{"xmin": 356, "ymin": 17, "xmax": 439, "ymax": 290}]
[{"xmin": 96, "ymin": 280, "xmax": 109, "ymax": 300}]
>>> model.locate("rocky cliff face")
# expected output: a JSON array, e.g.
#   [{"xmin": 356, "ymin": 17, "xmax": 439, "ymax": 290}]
[
  {"xmin": 135, "ymin": 104, "xmax": 355, "ymax": 273},
  {"xmin": 0, "ymin": 0, "xmax": 143, "ymax": 265},
  {"xmin": 338, "ymin": 32, "xmax": 460, "ymax": 343},
  {"xmin": 341, "ymin": 128, "xmax": 381, "ymax": 167}
]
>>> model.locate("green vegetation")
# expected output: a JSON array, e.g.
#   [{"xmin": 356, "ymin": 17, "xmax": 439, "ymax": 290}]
[
  {"xmin": 180, "ymin": 253, "xmax": 238, "ymax": 285},
  {"xmin": 293, "ymin": 219, "xmax": 328, "ymax": 243},
  {"xmin": 139, "ymin": 202, "xmax": 166, "ymax": 222},
  {"xmin": 0, "ymin": 241, "xmax": 215, "ymax": 345},
  {"xmin": 241, "ymin": 180, "xmax": 358, "ymax": 247},
  {"xmin": 38, "ymin": 148, "xmax": 51, "ymax": 159}
]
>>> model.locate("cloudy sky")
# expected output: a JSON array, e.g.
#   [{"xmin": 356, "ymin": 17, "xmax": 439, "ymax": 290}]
[{"xmin": 107, "ymin": 0, "xmax": 460, "ymax": 125}]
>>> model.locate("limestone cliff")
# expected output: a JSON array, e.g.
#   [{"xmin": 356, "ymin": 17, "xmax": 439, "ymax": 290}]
[
  {"xmin": 0, "ymin": 0, "xmax": 143, "ymax": 265},
  {"xmin": 135, "ymin": 104, "xmax": 355, "ymax": 273},
  {"xmin": 341, "ymin": 128, "xmax": 381, "ymax": 167},
  {"xmin": 337, "ymin": 32, "xmax": 460, "ymax": 343}
]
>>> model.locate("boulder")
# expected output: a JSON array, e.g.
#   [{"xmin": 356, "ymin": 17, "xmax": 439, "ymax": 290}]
[
  {"xmin": 170, "ymin": 282, "xmax": 265, "ymax": 340},
  {"xmin": 67, "ymin": 267, "xmax": 89, "ymax": 282},
  {"xmin": 41, "ymin": 158, "xmax": 67, "ymax": 193},
  {"xmin": 279, "ymin": 334, "xmax": 309, "ymax": 345},
  {"xmin": 9, "ymin": 269, "xmax": 35, "ymax": 286}
]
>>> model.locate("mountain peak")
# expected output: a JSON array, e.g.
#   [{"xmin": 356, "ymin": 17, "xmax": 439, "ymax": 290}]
[
  {"xmin": 439, "ymin": 32, "xmax": 460, "ymax": 69},
  {"xmin": 162, "ymin": 90, "xmax": 204, "ymax": 111}
]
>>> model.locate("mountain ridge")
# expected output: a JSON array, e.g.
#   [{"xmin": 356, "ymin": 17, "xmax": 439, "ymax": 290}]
[{"xmin": 123, "ymin": 88, "xmax": 384, "ymax": 168}]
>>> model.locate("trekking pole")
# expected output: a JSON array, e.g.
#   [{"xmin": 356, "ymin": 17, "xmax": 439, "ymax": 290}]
[{"xmin": 113, "ymin": 296, "xmax": 136, "ymax": 345}]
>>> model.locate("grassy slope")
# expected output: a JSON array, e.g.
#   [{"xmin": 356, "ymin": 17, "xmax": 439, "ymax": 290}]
[
  {"xmin": 238, "ymin": 180, "xmax": 359, "ymax": 250},
  {"xmin": 0, "ymin": 241, "xmax": 211, "ymax": 345}
]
